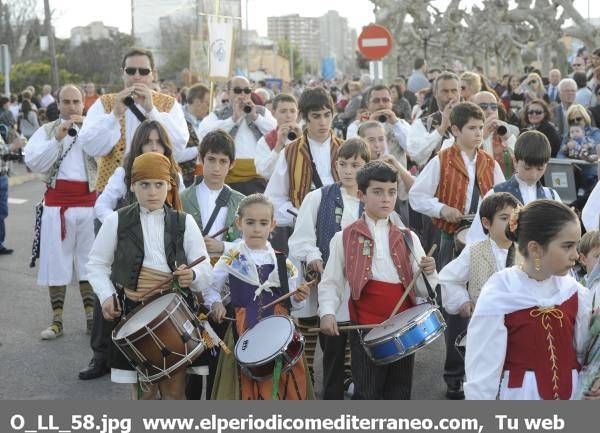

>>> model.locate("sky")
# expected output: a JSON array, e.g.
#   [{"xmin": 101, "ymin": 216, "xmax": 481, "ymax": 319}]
[{"xmin": 46, "ymin": 0, "xmax": 600, "ymax": 39}]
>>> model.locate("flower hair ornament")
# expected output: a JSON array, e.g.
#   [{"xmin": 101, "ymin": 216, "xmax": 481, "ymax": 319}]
[{"xmin": 508, "ymin": 206, "xmax": 522, "ymax": 234}]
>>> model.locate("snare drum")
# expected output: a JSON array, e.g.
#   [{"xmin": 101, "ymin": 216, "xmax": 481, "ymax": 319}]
[
  {"xmin": 362, "ymin": 303, "xmax": 446, "ymax": 365},
  {"xmin": 454, "ymin": 215, "xmax": 475, "ymax": 253},
  {"xmin": 235, "ymin": 315, "xmax": 304, "ymax": 381},
  {"xmin": 112, "ymin": 292, "xmax": 206, "ymax": 383}
]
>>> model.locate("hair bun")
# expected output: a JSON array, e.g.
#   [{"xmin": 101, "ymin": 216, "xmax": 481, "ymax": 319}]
[{"xmin": 505, "ymin": 206, "xmax": 521, "ymax": 242}]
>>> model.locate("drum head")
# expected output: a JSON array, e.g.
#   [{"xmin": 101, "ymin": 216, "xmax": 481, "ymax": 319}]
[
  {"xmin": 235, "ymin": 316, "xmax": 294, "ymax": 364},
  {"xmin": 364, "ymin": 303, "xmax": 435, "ymax": 342},
  {"xmin": 115, "ymin": 293, "xmax": 176, "ymax": 339}
]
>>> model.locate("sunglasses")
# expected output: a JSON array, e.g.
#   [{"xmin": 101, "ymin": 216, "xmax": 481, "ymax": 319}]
[
  {"xmin": 572, "ymin": 64, "xmax": 584, "ymax": 67},
  {"xmin": 370, "ymin": 97, "xmax": 391, "ymax": 104},
  {"xmin": 124, "ymin": 67, "xmax": 152, "ymax": 76},
  {"xmin": 569, "ymin": 116, "xmax": 584, "ymax": 123},
  {"xmin": 478, "ymin": 102, "xmax": 498, "ymax": 111},
  {"xmin": 233, "ymin": 87, "xmax": 252, "ymax": 94},
  {"xmin": 221, "ymin": 99, "xmax": 230, "ymax": 104},
  {"xmin": 527, "ymin": 109, "xmax": 544, "ymax": 116}
]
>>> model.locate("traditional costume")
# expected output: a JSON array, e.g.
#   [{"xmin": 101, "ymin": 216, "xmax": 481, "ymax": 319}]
[
  {"xmin": 24, "ymin": 119, "xmax": 98, "ymax": 338},
  {"xmin": 204, "ymin": 241, "xmax": 313, "ymax": 400},
  {"xmin": 318, "ymin": 214, "xmax": 438, "ymax": 399},
  {"xmin": 87, "ymin": 153, "xmax": 212, "ymax": 383},
  {"xmin": 464, "ymin": 267, "xmax": 592, "ymax": 400}
]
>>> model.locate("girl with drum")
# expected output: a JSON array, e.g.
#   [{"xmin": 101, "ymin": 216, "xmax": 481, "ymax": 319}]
[
  {"xmin": 464, "ymin": 200, "xmax": 599, "ymax": 400},
  {"xmin": 87, "ymin": 152, "xmax": 213, "ymax": 399},
  {"xmin": 205, "ymin": 194, "xmax": 312, "ymax": 400}
]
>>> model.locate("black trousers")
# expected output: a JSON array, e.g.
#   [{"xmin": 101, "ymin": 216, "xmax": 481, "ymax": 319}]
[
  {"xmin": 349, "ymin": 330, "xmax": 414, "ymax": 400},
  {"xmin": 89, "ymin": 295, "xmax": 113, "ymax": 366},
  {"xmin": 442, "ymin": 310, "xmax": 469, "ymax": 388},
  {"xmin": 319, "ymin": 330, "xmax": 348, "ymax": 400}
]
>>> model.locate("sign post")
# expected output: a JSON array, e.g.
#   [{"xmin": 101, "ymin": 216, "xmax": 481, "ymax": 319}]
[
  {"xmin": 0, "ymin": 44, "xmax": 10, "ymax": 96},
  {"xmin": 357, "ymin": 24, "xmax": 392, "ymax": 83}
]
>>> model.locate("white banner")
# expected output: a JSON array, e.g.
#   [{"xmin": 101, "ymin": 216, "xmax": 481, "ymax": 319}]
[{"xmin": 207, "ymin": 15, "xmax": 234, "ymax": 81}]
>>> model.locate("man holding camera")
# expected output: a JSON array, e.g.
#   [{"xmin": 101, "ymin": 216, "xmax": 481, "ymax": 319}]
[{"xmin": 198, "ymin": 75, "xmax": 277, "ymax": 195}]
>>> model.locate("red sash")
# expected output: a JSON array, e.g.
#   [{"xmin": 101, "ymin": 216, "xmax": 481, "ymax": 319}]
[
  {"xmin": 44, "ymin": 180, "xmax": 96, "ymax": 240},
  {"xmin": 348, "ymin": 280, "xmax": 415, "ymax": 325}
]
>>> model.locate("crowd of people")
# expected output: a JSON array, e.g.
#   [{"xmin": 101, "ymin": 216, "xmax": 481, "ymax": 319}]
[{"xmin": 1, "ymin": 45, "xmax": 600, "ymax": 401}]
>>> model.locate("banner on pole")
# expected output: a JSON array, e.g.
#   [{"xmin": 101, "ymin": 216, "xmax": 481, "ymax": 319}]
[{"xmin": 207, "ymin": 15, "xmax": 234, "ymax": 81}]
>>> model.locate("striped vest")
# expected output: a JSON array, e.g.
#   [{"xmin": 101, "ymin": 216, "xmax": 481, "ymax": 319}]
[{"xmin": 432, "ymin": 144, "xmax": 495, "ymax": 234}]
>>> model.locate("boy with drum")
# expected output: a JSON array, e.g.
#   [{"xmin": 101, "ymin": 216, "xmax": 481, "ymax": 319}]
[
  {"xmin": 408, "ymin": 102, "xmax": 505, "ymax": 399},
  {"xmin": 466, "ymin": 130, "xmax": 561, "ymax": 244},
  {"xmin": 318, "ymin": 161, "xmax": 438, "ymax": 400},
  {"xmin": 87, "ymin": 152, "xmax": 213, "ymax": 399}
]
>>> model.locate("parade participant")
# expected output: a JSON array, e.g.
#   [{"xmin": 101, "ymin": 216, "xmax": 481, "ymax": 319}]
[
  {"xmin": 180, "ymin": 129, "xmax": 244, "ymax": 259},
  {"xmin": 578, "ymin": 231, "xmax": 600, "ymax": 308},
  {"xmin": 94, "ymin": 120, "xmax": 182, "ymax": 224},
  {"xmin": 83, "ymin": 83, "xmax": 99, "ymax": 114},
  {"xmin": 464, "ymin": 200, "xmax": 593, "ymax": 400},
  {"xmin": 407, "ymin": 71, "xmax": 460, "ymax": 168},
  {"xmin": 288, "ymin": 138, "xmax": 370, "ymax": 399},
  {"xmin": 0, "ymin": 132, "xmax": 26, "ymax": 256},
  {"xmin": 179, "ymin": 84, "xmax": 209, "ymax": 187},
  {"xmin": 23, "ymin": 85, "xmax": 97, "ymax": 340},
  {"xmin": 205, "ymin": 194, "xmax": 312, "ymax": 400},
  {"xmin": 409, "ymin": 102, "xmax": 505, "ymax": 399},
  {"xmin": 466, "ymin": 131, "xmax": 560, "ymax": 244},
  {"xmin": 254, "ymin": 94, "xmax": 301, "ymax": 179},
  {"xmin": 582, "ymin": 180, "xmax": 600, "ymax": 232},
  {"xmin": 197, "ymin": 76, "xmax": 276, "ymax": 195},
  {"xmin": 318, "ymin": 161, "xmax": 437, "ymax": 400},
  {"xmin": 346, "ymin": 85, "xmax": 410, "ymax": 170},
  {"xmin": 78, "ymin": 47, "xmax": 189, "ymax": 192},
  {"xmin": 180, "ymin": 129, "xmax": 244, "ymax": 400},
  {"xmin": 265, "ymin": 87, "xmax": 342, "ymax": 228},
  {"xmin": 87, "ymin": 152, "xmax": 212, "ymax": 399},
  {"xmin": 440, "ymin": 192, "xmax": 519, "ymax": 315}
]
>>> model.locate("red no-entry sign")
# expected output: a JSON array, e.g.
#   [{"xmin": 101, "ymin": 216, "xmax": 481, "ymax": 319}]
[{"xmin": 357, "ymin": 24, "xmax": 393, "ymax": 60}]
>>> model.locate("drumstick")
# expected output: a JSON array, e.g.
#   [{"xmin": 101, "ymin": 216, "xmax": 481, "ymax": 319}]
[
  {"xmin": 258, "ymin": 278, "xmax": 317, "ymax": 312},
  {"xmin": 209, "ymin": 226, "xmax": 229, "ymax": 239},
  {"xmin": 387, "ymin": 244, "xmax": 437, "ymax": 320},
  {"xmin": 140, "ymin": 256, "xmax": 207, "ymax": 301},
  {"xmin": 307, "ymin": 323, "xmax": 379, "ymax": 333}
]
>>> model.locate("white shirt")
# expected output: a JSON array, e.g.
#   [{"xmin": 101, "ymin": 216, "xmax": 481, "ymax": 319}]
[
  {"xmin": 197, "ymin": 110, "xmax": 276, "ymax": 159},
  {"xmin": 439, "ymin": 238, "xmax": 509, "ymax": 314},
  {"xmin": 264, "ymin": 135, "xmax": 336, "ymax": 227},
  {"xmin": 195, "ymin": 181, "xmax": 236, "ymax": 254},
  {"xmin": 347, "ymin": 119, "xmax": 409, "ymax": 152},
  {"xmin": 78, "ymin": 95, "xmax": 189, "ymax": 162},
  {"xmin": 465, "ymin": 176, "xmax": 561, "ymax": 244},
  {"xmin": 318, "ymin": 215, "xmax": 438, "ymax": 321},
  {"xmin": 254, "ymin": 133, "xmax": 290, "ymax": 179},
  {"xmin": 464, "ymin": 267, "xmax": 592, "ymax": 400},
  {"xmin": 582, "ymin": 181, "xmax": 600, "ymax": 232},
  {"xmin": 24, "ymin": 120, "xmax": 88, "ymax": 181},
  {"xmin": 406, "ymin": 118, "xmax": 455, "ymax": 167},
  {"xmin": 94, "ymin": 167, "xmax": 186, "ymax": 223},
  {"xmin": 87, "ymin": 207, "xmax": 212, "ymax": 305},
  {"xmin": 408, "ymin": 150, "xmax": 506, "ymax": 219},
  {"xmin": 40, "ymin": 94, "xmax": 55, "ymax": 108}
]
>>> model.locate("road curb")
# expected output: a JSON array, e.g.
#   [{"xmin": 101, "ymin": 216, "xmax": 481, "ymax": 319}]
[{"xmin": 8, "ymin": 173, "xmax": 42, "ymax": 187}]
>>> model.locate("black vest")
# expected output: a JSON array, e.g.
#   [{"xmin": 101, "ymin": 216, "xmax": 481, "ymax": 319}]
[{"xmin": 110, "ymin": 203, "xmax": 187, "ymax": 290}]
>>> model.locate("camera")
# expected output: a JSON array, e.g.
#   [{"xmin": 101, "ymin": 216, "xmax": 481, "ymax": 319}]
[
  {"xmin": 67, "ymin": 127, "xmax": 78, "ymax": 137},
  {"xmin": 496, "ymin": 125, "xmax": 508, "ymax": 136},
  {"xmin": 287, "ymin": 131, "xmax": 297, "ymax": 141},
  {"xmin": 243, "ymin": 105, "xmax": 252, "ymax": 114},
  {"xmin": 378, "ymin": 114, "xmax": 387, "ymax": 123}
]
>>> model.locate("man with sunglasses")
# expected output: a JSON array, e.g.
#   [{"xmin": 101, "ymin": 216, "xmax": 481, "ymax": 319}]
[
  {"xmin": 76, "ymin": 47, "xmax": 188, "ymax": 382},
  {"xmin": 198, "ymin": 76, "xmax": 276, "ymax": 195},
  {"xmin": 78, "ymin": 47, "xmax": 189, "ymax": 193}
]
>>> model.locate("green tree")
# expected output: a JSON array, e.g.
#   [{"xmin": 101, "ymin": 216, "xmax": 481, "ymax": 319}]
[
  {"xmin": 277, "ymin": 39, "xmax": 303, "ymax": 79},
  {"xmin": 0, "ymin": 61, "xmax": 79, "ymax": 93}
]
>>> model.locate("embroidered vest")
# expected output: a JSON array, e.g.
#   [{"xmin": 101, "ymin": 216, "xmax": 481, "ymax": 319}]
[
  {"xmin": 342, "ymin": 217, "xmax": 413, "ymax": 301},
  {"xmin": 42, "ymin": 119, "xmax": 97, "ymax": 191},
  {"xmin": 95, "ymin": 92, "xmax": 176, "ymax": 191},
  {"xmin": 179, "ymin": 181, "xmax": 243, "ymax": 242},
  {"xmin": 316, "ymin": 183, "xmax": 363, "ymax": 264},
  {"xmin": 503, "ymin": 292, "xmax": 580, "ymax": 400},
  {"xmin": 285, "ymin": 131, "xmax": 341, "ymax": 208},
  {"xmin": 110, "ymin": 203, "xmax": 187, "ymax": 291},
  {"xmin": 468, "ymin": 239, "xmax": 498, "ymax": 302},
  {"xmin": 432, "ymin": 144, "xmax": 495, "ymax": 234},
  {"xmin": 493, "ymin": 176, "xmax": 552, "ymax": 205}
]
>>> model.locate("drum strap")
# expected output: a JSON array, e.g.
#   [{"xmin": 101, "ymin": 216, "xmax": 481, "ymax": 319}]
[
  {"xmin": 468, "ymin": 172, "xmax": 480, "ymax": 215},
  {"xmin": 304, "ymin": 140, "xmax": 323, "ymax": 189},
  {"xmin": 401, "ymin": 231, "xmax": 437, "ymax": 301},
  {"xmin": 201, "ymin": 186, "xmax": 231, "ymax": 236},
  {"xmin": 275, "ymin": 252, "xmax": 290, "ymax": 296}
]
